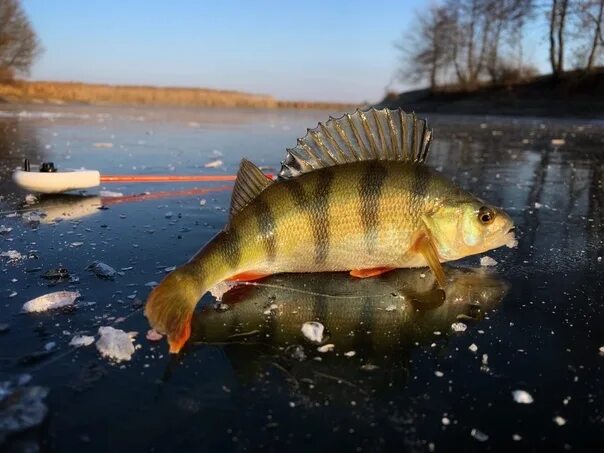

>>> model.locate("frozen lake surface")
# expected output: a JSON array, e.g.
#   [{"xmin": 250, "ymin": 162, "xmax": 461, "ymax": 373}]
[{"xmin": 0, "ymin": 104, "xmax": 602, "ymax": 451}]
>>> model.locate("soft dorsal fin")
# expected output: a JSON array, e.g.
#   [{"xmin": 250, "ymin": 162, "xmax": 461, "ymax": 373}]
[
  {"xmin": 278, "ymin": 108, "xmax": 432, "ymax": 179},
  {"xmin": 229, "ymin": 158, "xmax": 272, "ymax": 219}
]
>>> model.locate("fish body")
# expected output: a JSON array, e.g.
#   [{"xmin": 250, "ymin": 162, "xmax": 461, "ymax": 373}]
[{"xmin": 145, "ymin": 109, "xmax": 515, "ymax": 352}]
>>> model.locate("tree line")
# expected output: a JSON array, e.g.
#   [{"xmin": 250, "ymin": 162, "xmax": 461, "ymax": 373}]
[{"xmin": 397, "ymin": 0, "xmax": 604, "ymax": 91}]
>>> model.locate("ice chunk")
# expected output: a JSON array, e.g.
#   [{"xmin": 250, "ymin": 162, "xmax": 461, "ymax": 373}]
[
  {"xmin": 480, "ymin": 256, "xmax": 498, "ymax": 267},
  {"xmin": 0, "ymin": 378, "xmax": 48, "ymax": 442},
  {"xmin": 317, "ymin": 344, "xmax": 335, "ymax": 353},
  {"xmin": 301, "ymin": 321, "xmax": 324, "ymax": 343},
  {"xmin": 99, "ymin": 190, "xmax": 123, "ymax": 198},
  {"xmin": 96, "ymin": 326, "xmax": 135, "ymax": 362},
  {"xmin": 344, "ymin": 350, "xmax": 356, "ymax": 357},
  {"xmin": 24, "ymin": 194, "xmax": 38, "ymax": 205},
  {"xmin": 69, "ymin": 335, "xmax": 95, "ymax": 347},
  {"xmin": 506, "ymin": 237, "xmax": 519, "ymax": 248},
  {"xmin": 553, "ymin": 416, "xmax": 566, "ymax": 426},
  {"xmin": 551, "ymin": 138, "xmax": 565, "ymax": 146},
  {"xmin": 204, "ymin": 159, "xmax": 223, "ymax": 168},
  {"xmin": 146, "ymin": 329, "xmax": 163, "ymax": 341},
  {"xmin": 451, "ymin": 322, "xmax": 467, "ymax": 332},
  {"xmin": 22, "ymin": 291, "xmax": 80, "ymax": 313},
  {"xmin": 1, "ymin": 250, "xmax": 23, "ymax": 262},
  {"xmin": 469, "ymin": 343, "xmax": 478, "ymax": 352},
  {"xmin": 470, "ymin": 428, "xmax": 489, "ymax": 442},
  {"xmin": 87, "ymin": 261, "xmax": 117, "ymax": 279},
  {"xmin": 512, "ymin": 390, "xmax": 534, "ymax": 404},
  {"xmin": 208, "ymin": 281, "xmax": 235, "ymax": 301}
]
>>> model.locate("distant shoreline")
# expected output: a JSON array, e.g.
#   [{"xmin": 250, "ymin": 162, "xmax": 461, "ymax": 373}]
[
  {"xmin": 376, "ymin": 71, "xmax": 604, "ymax": 119},
  {"xmin": 0, "ymin": 80, "xmax": 357, "ymax": 110}
]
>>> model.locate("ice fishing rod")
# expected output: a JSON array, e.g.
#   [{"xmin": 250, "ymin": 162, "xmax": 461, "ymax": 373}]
[{"xmin": 12, "ymin": 159, "xmax": 272, "ymax": 194}]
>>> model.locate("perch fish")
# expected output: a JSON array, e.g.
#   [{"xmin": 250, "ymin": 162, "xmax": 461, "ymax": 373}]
[{"xmin": 145, "ymin": 108, "xmax": 516, "ymax": 352}]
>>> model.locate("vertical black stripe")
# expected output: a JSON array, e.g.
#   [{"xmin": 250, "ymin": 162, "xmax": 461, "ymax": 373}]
[
  {"xmin": 219, "ymin": 229, "xmax": 241, "ymax": 268},
  {"xmin": 254, "ymin": 198, "xmax": 277, "ymax": 262},
  {"xmin": 284, "ymin": 169, "xmax": 334, "ymax": 266},
  {"xmin": 312, "ymin": 169, "xmax": 334, "ymax": 265},
  {"xmin": 359, "ymin": 161, "xmax": 388, "ymax": 255}
]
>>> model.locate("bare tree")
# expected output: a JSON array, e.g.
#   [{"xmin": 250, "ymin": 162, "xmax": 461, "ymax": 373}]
[
  {"xmin": 484, "ymin": 0, "xmax": 534, "ymax": 83},
  {"xmin": 576, "ymin": 0, "xmax": 604, "ymax": 70},
  {"xmin": 395, "ymin": 5, "xmax": 454, "ymax": 90},
  {"xmin": 549, "ymin": 0, "xmax": 570, "ymax": 78},
  {"xmin": 0, "ymin": 0, "xmax": 41, "ymax": 80}
]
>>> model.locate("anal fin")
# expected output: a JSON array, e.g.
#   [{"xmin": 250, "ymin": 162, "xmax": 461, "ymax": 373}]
[
  {"xmin": 350, "ymin": 267, "xmax": 393, "ymax": 278},
  {"xmin": 227, "ymin": 271, "xmax": 271, "ymax": 282},
  {"xmin": 413, "ymin": 232, "xmax": 446, "ymax": 287}
]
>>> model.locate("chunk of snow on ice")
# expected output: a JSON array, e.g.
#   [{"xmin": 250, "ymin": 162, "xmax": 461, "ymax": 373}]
[
  {"xmin": 0, "ymin": 225, "xmax": 12, "ymax": 234},
  {"xmin": 534, "ymin": 202, "xmax": 542, "ymax": 209},
  {"xmin": 599, "ymin": 346, "xmax": 604, "ymax": 355},
  {"xmin": 451, "ymin": 322, "xmax": 467, "ymax": 332},
  {"xmin": 1, "ymin": 250, "xmax": 23, "ymax": 262},
  {"xmin": 301, "ymin": 321, "xmax": 324, "ymax": 343},
  {"xmin": 385, "ymin": 305, "xmax": 397, "ymax": 312},
  {"xmin": 442, "ymin": 417, "xmax": 450, "ymax": 425},
  {"xmin": 469, "ymin": 343, "xmax": 478, "ymax": 352},
  {"xmin": 96, "ymin": 326, "xmax": 135, "ymax": 362},
  {"xmin": 512, "ymin": 390, "xmax": 534, "ymax": 404},
  {"xmin": 553, "ymin": 416, "xmax": 566, "ymax": 426},
  {"xmin": 69, "ymin": 335, "xmax": 94, "ymax": 347},
  {"xmin": 22, "ymin": 291, "xmax": 80, "ymax": 313},
  {"xmin": 204, "ymin": 159, "xmax": 223, "ymax": 168},
  {"xmin": 146, "ymin": 329, "xmax": 163, "ymax": 341},
  {"xmin": 551, "ymin": 138, "xmax": 565, "ymax": 146},
  {"xmin": 317, "ymin": 344, "xmax": 335, "ymax": 353},
  {"xmin": 435, "ymin": 370, "xmax": 444, "ymax": 377},
  {"xmin": 209, "ymin": 281, "xmax": 235, "ymax": 301},
  {"xmin": 471, "ymin": 428, "xmax": 489, "ymax": 442},
  {"xmin": 506, "ymin": 237, "xmax": 519, "ymax": 248},
  {"xmin": 99, "ymin": 190, "xmax": 123, "ymax": 198},
  {"xmin": 344, "ymin": 350, "xmax": 356, "ymax": 357},
  {"xmin": 25, "ymin": 194, "xmax": 38, "ymax": 205},
  {"xmin": 480, "ymin": 256, "xmax": 498, "ymax": 267}
]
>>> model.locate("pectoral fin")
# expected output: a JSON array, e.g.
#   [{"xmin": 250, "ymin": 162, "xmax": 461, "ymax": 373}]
[
  {"xmin": 350, "ymin": 267, "xmax": 394, "ymax": 278},
  {"xmin": 413, "ymin": 232, "xmax": 446, "ymax": 287}
]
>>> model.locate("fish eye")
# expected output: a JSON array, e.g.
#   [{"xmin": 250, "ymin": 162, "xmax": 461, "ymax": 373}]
[{"xmin": 478, "ymin": 206, "xmax": 495, "ymax": 225}]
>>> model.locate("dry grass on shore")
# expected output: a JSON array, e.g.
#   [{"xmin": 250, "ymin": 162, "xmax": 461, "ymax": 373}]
[{"xmin": 0, "ymin": 80, "xmax": 354, "ymax": 110}]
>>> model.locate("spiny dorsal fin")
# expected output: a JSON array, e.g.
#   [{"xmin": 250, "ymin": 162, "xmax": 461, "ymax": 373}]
[
  {"xmin": 229, "ymin": 158, "xmax": 272, "ymax": 219},
  {"xmin": 278, "ymin": 108, "xmax": 432, "ymax": 179}
]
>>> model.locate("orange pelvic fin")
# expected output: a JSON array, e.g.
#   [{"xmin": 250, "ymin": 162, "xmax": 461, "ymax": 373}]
[
  {"xmin": 350, "ymin": 267, "xmax": 394, "ymax": 278},
  {"xmin": 413, "ymin": 232, "xmax": 446, "ymax": 288},
  {"xmin": 227, "ymin": 271, "xmax": 271, "ymax": 282}
]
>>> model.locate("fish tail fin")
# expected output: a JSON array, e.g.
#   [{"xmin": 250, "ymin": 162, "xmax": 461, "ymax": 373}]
[{"xmin": 144, "ymin": 263, "xmax": 207, "ymax": 354}]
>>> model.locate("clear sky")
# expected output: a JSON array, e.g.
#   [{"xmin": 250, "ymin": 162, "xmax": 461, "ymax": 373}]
[{"xmin": 22, "ymin": 0, "xmax": 550, "ymax": 103}]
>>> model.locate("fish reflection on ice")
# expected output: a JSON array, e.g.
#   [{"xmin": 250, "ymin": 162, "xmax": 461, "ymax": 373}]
[{"xmin": 190, "ymin": 267, "xmax": 508, "ymax": 356}]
